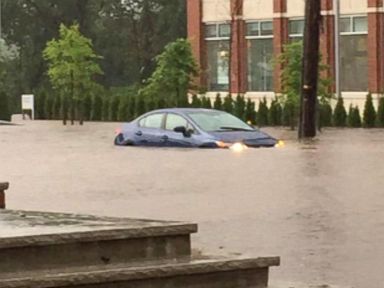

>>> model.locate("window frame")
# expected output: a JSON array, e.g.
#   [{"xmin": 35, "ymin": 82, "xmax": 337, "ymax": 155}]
[
  {"xmin": 165, "ymin": 113, "xmax": 197, "ymax": 134},
  {"xmin": 339, "ymin": 15, "xmax": 368, "ymax": 36},
  {"xmin": 138, "ymin": 112, "xmax": 166, "ymax": 129},
  {"xmin": 245, "ymin": 20, "xmax": 274, "ymax": 40},
  {"xmin": 288, "ymin": 18, "xmax": 305, "ymax": 39},
  {"xmin": 204, "ymin": 22, "xmax": 231, "ymax": 41}
]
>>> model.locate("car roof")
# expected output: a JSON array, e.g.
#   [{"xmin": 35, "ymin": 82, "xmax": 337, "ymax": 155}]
[{"xmin": 147, "ymin": 108, "xmax": 220, "ymax": 114}]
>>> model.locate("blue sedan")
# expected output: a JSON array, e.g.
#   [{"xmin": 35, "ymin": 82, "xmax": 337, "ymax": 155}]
[{"xmin": 114, "ymin": 108, "xmax": 280, "ymax": 148}]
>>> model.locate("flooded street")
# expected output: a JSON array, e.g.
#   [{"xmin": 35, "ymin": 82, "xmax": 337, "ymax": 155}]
[{"xmin": 1, "ymin": 120, "xmax": 384, "ymax": 288}]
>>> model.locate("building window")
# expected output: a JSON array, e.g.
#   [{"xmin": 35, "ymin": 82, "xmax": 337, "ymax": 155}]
[
  {"xmin": 246, "ymin": 21, "xmax": 274, "ymax": 91},
  {"xmin": 205, "ymin": 23, "xmax": 230, "ymax": 91},
  {"xmin": 340, "ymin": 15, "xmax": 368, "ymax": 91},
  {"xmin": 289, "ymin": 19, "xmax": 304, "ymax": 41}
]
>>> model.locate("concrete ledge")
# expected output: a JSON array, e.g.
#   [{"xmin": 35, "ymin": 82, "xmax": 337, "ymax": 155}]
[
  {"xmin": 0, "ymin": 210, "xmax": 197, "ymax": 273},
  {"xmin": 0, "ymin": 256, "xmax": 280, "ymax": 288}
]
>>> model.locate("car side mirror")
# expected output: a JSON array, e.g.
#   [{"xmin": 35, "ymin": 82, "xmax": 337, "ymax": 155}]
[{"xmin": 174, "ymin": 126, "xmax": 191, "ymax": 137}]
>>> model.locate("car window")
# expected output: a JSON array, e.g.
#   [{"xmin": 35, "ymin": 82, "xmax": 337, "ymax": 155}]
[
  {"xmin": 140, "ymin": 113, "xmax": 164, "ymax": 129},
  {"xmin": 166, "ymin": 114, "xmax": 188, "ymax": 130}
]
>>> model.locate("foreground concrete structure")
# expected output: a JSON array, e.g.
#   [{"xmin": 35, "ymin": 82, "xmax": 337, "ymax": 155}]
[{"xmin": 0, "ymin": 209, "xmax": 279, "ymax": 287}]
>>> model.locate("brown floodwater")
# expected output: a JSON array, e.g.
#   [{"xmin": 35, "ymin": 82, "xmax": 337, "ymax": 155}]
[{"xmin": 1, "ymin": 120, "xmax": 384, "ymax": 288}]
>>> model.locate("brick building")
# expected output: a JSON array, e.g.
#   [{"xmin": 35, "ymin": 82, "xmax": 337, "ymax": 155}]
[{"xmin": 187, "ymin": 0, "xmax": 384, "ymax": 109}]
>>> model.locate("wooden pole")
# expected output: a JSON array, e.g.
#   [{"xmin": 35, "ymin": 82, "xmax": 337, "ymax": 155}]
[
  {"xmin": 0, "ymin": 182, "xmax": 9, "ymax": 209},
  {"xmin": 299, "ymin": 0, "xmax": 321, "ymax": 138}
]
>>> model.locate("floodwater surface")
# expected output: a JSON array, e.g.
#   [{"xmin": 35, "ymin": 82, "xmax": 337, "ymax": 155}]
[{"xmin": 1, "ymin": 120, "xmax": 384, "ymax": 288}]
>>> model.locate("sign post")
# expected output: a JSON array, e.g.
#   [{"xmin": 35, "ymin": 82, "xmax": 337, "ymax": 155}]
[{"xmin": 21, "ymin": 94, "xmax": 35, "ymax": 120}]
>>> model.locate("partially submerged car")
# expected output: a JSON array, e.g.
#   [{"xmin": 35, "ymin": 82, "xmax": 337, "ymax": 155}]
[{"xmin": 114, "ymin": 108, "xmax": 282, "ymax": 149}]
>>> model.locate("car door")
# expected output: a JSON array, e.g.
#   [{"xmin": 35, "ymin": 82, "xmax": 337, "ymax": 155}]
[
  {"xmin": 164, "ymin": 113, "xmax": 196, "ymax": 147},
  {"xmin": 134, "ymin": 113, "xmax": 166, "ymax": 146}
]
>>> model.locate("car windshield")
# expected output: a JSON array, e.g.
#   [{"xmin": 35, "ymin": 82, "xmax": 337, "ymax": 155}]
[{"xmin": 186, "ymin": 110, "xmax": 253, "ymax": 132}]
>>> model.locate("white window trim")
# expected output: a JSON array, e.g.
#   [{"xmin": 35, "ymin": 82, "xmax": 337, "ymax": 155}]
[
  {"xmin": 204, "ymin": 22, "xmax": 231, "ymax": 40},
  {"xmin": 339, "ymin": 15, "xmax": 368, "ymax": 35},
  {"xmin": 245, "ymin": 20, "xmax": 274, "ymax": 39}
]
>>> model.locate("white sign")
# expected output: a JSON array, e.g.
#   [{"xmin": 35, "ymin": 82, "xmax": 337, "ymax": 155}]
[{"xmin": 21, "ymin": 94, "xmax": 34, "ymax": 120}]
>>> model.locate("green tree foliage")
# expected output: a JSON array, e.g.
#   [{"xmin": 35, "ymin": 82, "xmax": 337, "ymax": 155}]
[
  {"xmin": 0, "ymin": 91, "xmax": 11, "ymax": 121},
  {"xmin": 234, "ymin": 94, "xmax": 246, "ymax": 120},
  {"xmin": 348, "ymin": 105, "xmax": 362, "ymax": 128},
  {"xmin": 257, "ymin": 98, "xmax": 269, "ymax": 127},
  {"xmin": 91, "ymin": 94, "xmax": 103, "ymax": 121},
  {"xmin": 135, "ymin": 96, "xmax": 147, "ymax": 118},
  {"xmin": 109, "ymin": 96, "xmax": 120, "ymax": 122},
  {"xmin": 201, "ymin": 96, "xmax": 212, "ymax": 109},
  {"xmin": 377, "ymin": 97, "xmax": 384, "ymax": 127},
  {"xmin": 43, "ymin": 23, "xmax": 103, "ymax": 125},
  {"xmin": 318, "ymin": 102, "xmax": 333, "ymax": 128},
  {"xmin": 213, "ymin": 93, "xmax": 222, "ymax": 110},
  {"xmin": 223, "ymin": 94, "xmax": 234, "ymax": 114},
  {"xmin": 277, "ymin": 41, "xmax": 332, "ymax": 129},
  {"xmin": 244, "ymin": 98, "xmax": 256, "ymax": 124},
  {"xmin": 333, "ymin": 96, "xmax": 347, "ymax": 127},
  {"xmin": 363, "ymin": 93, "xmax": 376, "ymax": 128},
  {"xmin": 190, "ymin": 95, "xmax": 202, "ymax": 108},
  {"xmin": 140, "ymin": 39, "xmax": 198, "ymax": 108},
  {"xmin": 269, "ymin": 98, "xmax": 283, "ymax": 126}
]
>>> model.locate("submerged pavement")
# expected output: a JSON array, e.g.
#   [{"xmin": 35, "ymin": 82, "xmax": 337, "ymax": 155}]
[{"xmin": 1, "ymin": 120, "xmax": 384, "ymax": 288}]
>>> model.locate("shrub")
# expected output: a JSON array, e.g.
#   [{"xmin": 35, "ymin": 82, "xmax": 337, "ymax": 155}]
[
  {"xmin": 0, "ymin": 91, "xmax": 11, "ymax": 121},
  {"xmin": 234, "ymin": 94, "xmax": 246, "ymax": 120},
  {"xmin": 223, "ymin": 94, "xmax": 234, "ymax": 114},
  {"xmin": 377, "ymin": 97, "xmax": 384, "ymax": 127},
  {"xmin": 348, "ymin": 105, "xmax": 361, "ymax": 128},
  {"xmin": 257, "ymin": 98, "xmax": 269, "ymax": 127},
  {"xmin": 318, "ymin": 102, "xmax": 333, "ymax": 128},
  {"xmin": 244, "ymin": 98, "xmax": 256, "ymax": 124},
  {"xmin": 333, "ymin": 96, "xmax": 347, "ymax": 127},
  {"xmin": 282, "ymin": 102, "xmax": 296, "ymax": 129},
  {"xmin": 213, "ymin": 93, "xmax": 222, "ymax": 110},
  {"xmin": 269, "ymin": 98, "xmax": 283, "ymax": 126},
  {"xmin": 201, "ymin": 96, "xmax": 212, "ymax": 109},
  {"xmin": 109, "ymin": 95, "xmax": 120, "ymax": 122},
  {"xmin": 363, "ymin": 93, "xmax": 376, "ymax": 128},
  {"xmin": 91, "ymin": 94, "xmax": 103, "ymax": 121},
  {"xmin": 190, "ymin": 94, "xmax": 202, "ymax": 108}
]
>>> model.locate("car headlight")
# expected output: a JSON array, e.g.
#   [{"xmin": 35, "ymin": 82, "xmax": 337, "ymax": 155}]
[
  {"xmin": 275, "ymin": 140, "xmax": 285, "ymax": 148},
  {"xmin": 229, "ymin": 142, "xmax": 248, "ymax": 152}
]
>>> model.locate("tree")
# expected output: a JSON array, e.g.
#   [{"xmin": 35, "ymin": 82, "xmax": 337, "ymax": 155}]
[
  {"xmin": 213, "ymin": 93, "xmax": 222, "ymax": 110},
  {"xmin": 43, "ymin": 23, "xmax": 103, "ymax": 125},
  {"xmin": 269, "ymin": 98, "xmax": 283, "ymax": 126},
  {"xmin": 223, "ymin": 94, "xmax": 234, "ymax": 114},
  {"xmin": 0, "ymin": 91, "xmax": 11, "ymax": 121},
  {"xmin": 377, "ymin": 97, "xmax": 384, "ymax": 127},
  {"xmin": 277, "ymin": 41, "xmax": 332, "ymax": 130},
  {"xmin": 257, "ymin": 98, "xmax": 269, "ymax": 127},
  {"xmin": 234, "ymin": 94, "xmax": 246, "ymax": 120},
  {"xmin": 363, "ymin": 93, "xmax": 376, "ymax": 128},
  {"xmin": 333, "ymin": 96, "xmax": 347, "ymax": 127},
  {"xmin": 201, "ymin": 96, "xmax": 212, "ymax": 109},
  {"xmin": 140, "ymin": 39, "xmax": 198, "ymax": 108},
  {"xmin": 190, "ymin": 94, "xmax": 202, "ymax": 108},
  {"xmin": 348, "ymin": 105, "xmax": 361, "ymax": 128},
  {"xmin": 244, "ymin": 98, "xmax": 256, "ymax": 124}
]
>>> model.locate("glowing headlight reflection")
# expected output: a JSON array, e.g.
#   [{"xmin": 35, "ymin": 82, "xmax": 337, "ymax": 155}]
[
  {"xmin": 229, "ymin": 142, "xmax": 248, "ymax": 152},
  {"xmin": 275, "ymin": 140, "xmax": 285, "ymax": 148}
]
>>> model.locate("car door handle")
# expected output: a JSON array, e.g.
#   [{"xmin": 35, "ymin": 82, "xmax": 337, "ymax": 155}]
[
  {"xmin": 135, "ymin": 131, "xmax": 143, "ymax": 136},
  {"xmin": 161, "ymin": 135, "xmax": 168, "ymax": 140}
]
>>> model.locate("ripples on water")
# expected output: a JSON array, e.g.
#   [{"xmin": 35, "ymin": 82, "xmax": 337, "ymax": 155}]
[{"xmin": 1, "ymin": 122, "xmax": 384, "ymax": 288}]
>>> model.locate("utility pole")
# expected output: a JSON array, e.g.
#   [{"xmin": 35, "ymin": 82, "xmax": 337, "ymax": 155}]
[{"xmin": 299, "ymin": 0, "xmax": 321, "ymax": 138}]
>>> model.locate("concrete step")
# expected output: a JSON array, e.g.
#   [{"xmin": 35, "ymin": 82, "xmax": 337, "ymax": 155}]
[
  {"xmin": 0, "ymin": 210, "xmax": 197, "ymax": 273},
  {"xmin": 0, "ymin": 256, "xmax": 280, "ymax": 288}
]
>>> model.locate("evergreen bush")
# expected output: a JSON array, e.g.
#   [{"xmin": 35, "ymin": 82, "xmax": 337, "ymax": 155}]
[
  {"xmin": 333, "ymin": 96, "xmax": 347, "ymax": 127},
  {"xmin": 0, "ymin": 91, "xmax": 11, "ymax": 121},
  {"xmin": 348, "ymin": 105, "xmax": 362, "ymax": 128},
  {"xmin": 223, "ymin": 94, "xmax": 234, "ymax": 114},
  {"xmin": 244, "ymin": 98, "xmax": 256, "ymax": 124},
  {"xmin": 318, "ymin": 102, "xmax": 333, "ymax": 128},
  {"xmin": 377, "ymin": 97, "xmax": 384, "ymax": 127},
  {"xmin": 363, "ymin": 93, "xmax": 376, "ymax": 128},
  {"xmin": 234, "ymin": 94, "xmax": 246, "ymax": 120},
  {"xmin": 213, "ymin": 93, "xmax": 222, "ymax": 110},
  {"xmin": 269, "ymin": 98, "xmax": 282, "ymax": 126},
  {"xmin": 257, "ymin": 98, "xmax": 269, "ymax": 127},
  {"xmin": 190, "ymin": 94, "xmax": 202, "ymax": 108},
  {"xmin": 201, "ymin": 96, "xmax": 212, "ymax": 109}
]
